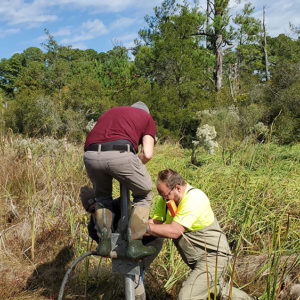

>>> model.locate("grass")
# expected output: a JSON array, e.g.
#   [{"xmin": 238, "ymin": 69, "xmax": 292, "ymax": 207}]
[{"xmin": 0, "ymin": 134, "xmax": 299, "ymax": 299}]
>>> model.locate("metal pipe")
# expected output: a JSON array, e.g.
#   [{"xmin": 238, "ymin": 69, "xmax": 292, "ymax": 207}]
[
  {"xmin": 120, "ymin": 184, "xmax": 136, "ymax": 300},
  {"xmin": 120, "ymin": 183, "xmax": 129, "ymax": 240},
  {"xmin": 124, "ymin": 273, "xmax": 136, "ymax": 300}
]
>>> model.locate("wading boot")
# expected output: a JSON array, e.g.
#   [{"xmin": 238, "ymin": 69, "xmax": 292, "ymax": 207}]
[
  {"xmin": 95, "ymin": 205, "xmax": 113, "ymax": 257},
  {"xmin": 126, "ymin": 206, "xmax": 155, "ymax": 259}
]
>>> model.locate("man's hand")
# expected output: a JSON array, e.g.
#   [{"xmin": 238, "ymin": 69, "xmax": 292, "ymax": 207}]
[{"xmin": 144, "ymin": 218, "xmax": 163, "ymax": 236}]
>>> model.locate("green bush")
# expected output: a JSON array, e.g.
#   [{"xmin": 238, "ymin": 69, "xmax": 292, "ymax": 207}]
[{"xmin": 273, "ymin": 112, "xmax": 300, "ymax": 144}]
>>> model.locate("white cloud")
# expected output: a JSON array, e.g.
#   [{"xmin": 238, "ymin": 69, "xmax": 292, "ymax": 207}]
[
  {"xmin": 36, "ymin": 27, "xmax": 71, "ymax": 44},
  {"xmin": 0, "ymin": 0, "xmax": 57, "ymax": 26},
  {"xmin": 0, "ymin": 0, "xmax": 159, "ymax": 36},
  {"xmin": 233, "ymin": 0, "xmax": 300, "ymax": 37},
  {"xmin": 110, "ymin": 32, "xmax": 138, "ymax": 49},
  {"xmin": 54, "ymin": 27, "xmax": 72, "ymax": 37},
  {"xmin": 50, "ymin": 0, "xmax": 158, "ymax": 13},
  {"xmin": 260, "ymin": 2, "xmax": 300, "ymax": 36},
  {"xmin": 110, "ymin": 17, "xmax": 137, "ymax": 31},
  {"xmin": 113, "ymin": 33, "xmax": 138, "ymax": 43},
  {"xmin": 82, "ymin": 19, "xmax": 107, "ymax": 33},
  {"xmin": 0, "ymin": 0, "xmax": 163, "ymax": 23},
  {"xmin": 60, "ymin": 19, "xmax": 108, "ymax": 44},
  {"xmin": 36, "ymin": 34, "xmax": 48, "ymax": 43},
  {"xmin": 120, "ymin": 39, "xmax": 136, "ymax": 50},
  {"xmin": 56, "ymin": 17, "xmax": 138, "ymax": 48}
]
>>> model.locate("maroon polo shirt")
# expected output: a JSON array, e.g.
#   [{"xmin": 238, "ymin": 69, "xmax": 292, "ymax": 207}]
[{"xmin": 84, "ymin": 106, "xmax": 156, "ymax": 151}]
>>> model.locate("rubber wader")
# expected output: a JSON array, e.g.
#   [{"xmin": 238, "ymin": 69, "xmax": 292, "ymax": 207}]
[
  {"xmin": 95, "ymin": 204, "xmax": 113, "ymax": 256},
  {"xmin": 126, "ymin": 206, "xmax": 155, "ymax": 259}
]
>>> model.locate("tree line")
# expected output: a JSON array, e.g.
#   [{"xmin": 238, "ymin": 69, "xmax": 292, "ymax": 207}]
[{"xmin": 0, "ymin": 0, "xmax": 299, "ymax": 145}]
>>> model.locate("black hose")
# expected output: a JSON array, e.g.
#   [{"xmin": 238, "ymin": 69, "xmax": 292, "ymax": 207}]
[{"xmin": 58, "ymin": 251, "xmax": 99, "ymax": 300}]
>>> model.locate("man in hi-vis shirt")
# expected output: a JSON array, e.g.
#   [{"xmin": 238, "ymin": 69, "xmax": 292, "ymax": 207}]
[{"xmin": 147, "ymin": 169, "xmax": 254, "ymax": 300}]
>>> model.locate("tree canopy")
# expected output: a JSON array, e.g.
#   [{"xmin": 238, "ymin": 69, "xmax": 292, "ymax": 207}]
[{"xmin": 0, "ymin": 0, "xmax": 299, "ymax": 144}]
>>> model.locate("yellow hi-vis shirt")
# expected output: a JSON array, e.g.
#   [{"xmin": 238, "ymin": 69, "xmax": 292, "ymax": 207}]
[{"xmin": 152, "ymin": 184, "xmax": 215, "ymax": 231}]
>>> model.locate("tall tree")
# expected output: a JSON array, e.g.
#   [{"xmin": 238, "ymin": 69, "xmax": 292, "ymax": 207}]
[
  {"xmin": 100, "ymin": 46, "xmax": 133, "ymax": 98},
  {"xmin": 16, "ymin": 47, "xmax": 46, "ymax": 93},
  {"xmin": 136, "ymin": 1, "xmax": 207, "ymax": 91},
  {"xmin": 134, "ymin": 0, "xmax": 213, "ymax": 141},
  {"xmin": 0, "ymin": 53, "xmax": 24, "ymax": 96},
  {"xmin": 226, "ymin": 2, "xmax": 261, "ymax": 100},
  {"xmin": 42, "ymin": 29, "xmax": 72, "ymax": 100}
]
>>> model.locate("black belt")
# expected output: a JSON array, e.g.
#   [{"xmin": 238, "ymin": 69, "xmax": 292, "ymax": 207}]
[{"xmin": 85, "ymin": 143, "xmax": 136, "ymax": 153}]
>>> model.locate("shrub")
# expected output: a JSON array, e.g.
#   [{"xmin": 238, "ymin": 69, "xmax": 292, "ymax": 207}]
[
  {"xmin": 194, "ymin": 106, "xmax": 243, "ymax": 164},
  {"xmin": 273, "ymin": 112, "xmax": 299, "ymax": 144},
  {"xmin": 191, "ymin": 124, "xmax": 218, "ymax": 164}
]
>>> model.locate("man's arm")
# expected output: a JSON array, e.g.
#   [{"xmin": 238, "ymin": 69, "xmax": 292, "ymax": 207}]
[
  {"xmin": 148, "ymin": 220, "xmax": 186, "ymax": 239},
  {"xmin": 138, "ymin": 134, "xmax": 154, "ymax": 164}
]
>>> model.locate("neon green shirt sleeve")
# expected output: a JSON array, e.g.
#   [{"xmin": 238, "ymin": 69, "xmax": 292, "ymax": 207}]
[{"xmin": 152, "ymin": 197, "xmax": 174, "ymax": 224}]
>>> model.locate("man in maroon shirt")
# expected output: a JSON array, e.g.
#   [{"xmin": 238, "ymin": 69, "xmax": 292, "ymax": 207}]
[{"xmin": 84, "ymin": 102, "xmax": 156, "ymax": 259}]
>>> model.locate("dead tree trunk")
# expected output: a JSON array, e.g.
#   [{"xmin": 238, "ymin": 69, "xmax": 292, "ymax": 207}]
[
  {"xmin": 215, "ymin": 34, "xmax": 223, "ymax": 91},
  {"xmin": 206, "ymin": 0, "xmax": 211, "ymax": 48},
  {"xmin": 263, "ymin": 6, "xmax": 270, "ymax": 81},
  {"xmin": 229, "ymin": 63, "xmax": 238, "ymax": 101}
]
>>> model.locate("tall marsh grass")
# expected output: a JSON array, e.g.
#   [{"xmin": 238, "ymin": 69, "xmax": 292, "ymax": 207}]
[{"xmin": 0, "ymin": 135, "xmax": 299, "ymax": 299}]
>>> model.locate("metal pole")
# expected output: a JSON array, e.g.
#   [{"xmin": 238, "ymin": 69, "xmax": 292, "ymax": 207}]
[
  {"xmin": 120, "ymin": 183, "xmax": 136, "ymax": 300},
  {"xmin": 120, "ymin": 183, "xmax": 130, "ymax": 240},
  {"xmin": 124, "ymin": 274, "xmax": 136, "ymax": 300}
]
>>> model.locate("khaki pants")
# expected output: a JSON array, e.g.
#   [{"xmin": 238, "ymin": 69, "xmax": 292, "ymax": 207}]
[
  {"xmin": 178, "ymin": 252, "xmax": 253, "ymax": 300},
  {"xmin": 84, "ymin": 150, "xmax": 152, "ymax": 208}
]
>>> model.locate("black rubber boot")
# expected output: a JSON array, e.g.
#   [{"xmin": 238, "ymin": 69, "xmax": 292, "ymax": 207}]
[{"xmin": 126, "ymin": 239, "xmax": 156, "ymax": 259}]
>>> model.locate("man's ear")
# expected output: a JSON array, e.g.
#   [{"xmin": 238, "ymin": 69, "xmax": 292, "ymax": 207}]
[{"xmin": 174, "ymin": 184, "xmax": 180, "ymax": 192}]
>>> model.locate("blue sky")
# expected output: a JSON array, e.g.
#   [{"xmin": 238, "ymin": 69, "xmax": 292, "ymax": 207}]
[{"xmin": 0, "ymin": 0, "xmax": 299, "ymax": 60}]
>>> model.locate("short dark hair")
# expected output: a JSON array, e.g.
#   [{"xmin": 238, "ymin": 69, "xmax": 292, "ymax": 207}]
[{"xmin": 157, "ymin": 169, "xmax": 186, "ymax": 189}]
